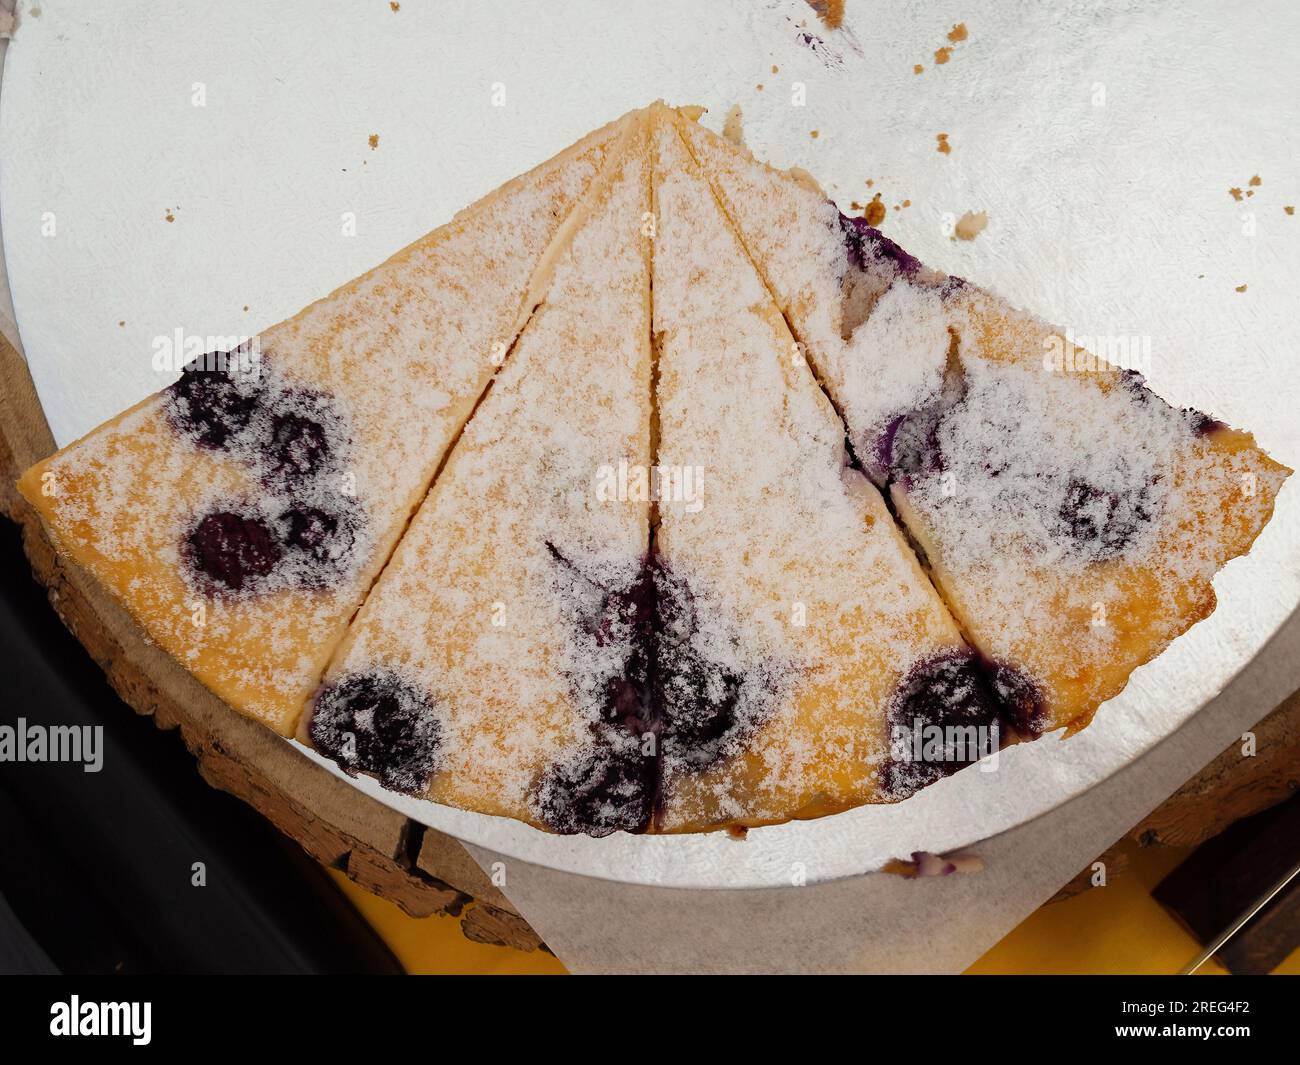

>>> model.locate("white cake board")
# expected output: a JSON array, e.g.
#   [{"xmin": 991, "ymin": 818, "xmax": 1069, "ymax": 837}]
[{"xmin": 4, "ymin": 0, "xmax": 1298, "ymax": 968}]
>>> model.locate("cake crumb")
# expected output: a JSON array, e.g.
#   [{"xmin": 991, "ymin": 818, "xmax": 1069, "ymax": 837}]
[
  {"xmin": 1249, "ymin": 174, "xmax": 1262, "ymax": 187},
  {"xmin": 164, "ymin": 209, "xmax": 175, "ymax": 223},
  {"xmin": 390, "ymin": 2, "xmax": 400, "ymax": 10},
  {"xmin": 902, "ymin": 198, "xmax": 911, "ymax": 208},
  {"xmin": 1235, "ymin": 283, "xmax": 1248, "ymax": 292},
  {"xmin": 810, "ymin": 129, "xmax": 819, "ymax": 139},
  {"xmin": 884, "ymin": 850, "xmax": 985, "ymax": 878},
  {"xmin": 914, "ymin": 63, "xmax": 924, "ymax": 74},
  {"xmin": 118, "ymin": 320, "xmax": 125, "ymax": 327},
  {"xmin": 722, "ymin": 104, "xmax": 746, "ymax": 149},
  {"xmin": 935, "ymin": 46, "xmax": 952, "ymax": 65},
  {"xmin": 936, "ymin": 132, "xmax": 951, "ymax": 154},
  {"xmin": 953, "ymin": 210, "xmax": 987, "ymax": 241},
  {"xmin": 756, "ymin": 83, "xmax": 764, "ymax": 91},
  {"xmin": 865, "ymin": 178, "xmax": 875, "ymax": 188},
  {"xmin": 1229, "ymin": 187, "xmax": 1243, "ymax": 201},
  {"xmin": 948, "ymin": 22, "xmax": 968, "ymax": 42},
  {"xmin": 804, "ymin": 0, "xmax": 845, "ymax": 30},
  {"xmin": 772, "ymin": 64, "xmax": 780, "ymax": 74},
  {"xmin": 368, "ymin": 133, "xmax": 380, "ymax": 150},
  {"xmin": 864, "ymin": 193, "xmax": 886, "ymax": 226},
  {"xmin": 724, "ymin": 824, "xmax": 750, "ymax": 841},
  {"xmin": 1286, "ymin": 206, "xmax": 1295, "ymax": 215}
]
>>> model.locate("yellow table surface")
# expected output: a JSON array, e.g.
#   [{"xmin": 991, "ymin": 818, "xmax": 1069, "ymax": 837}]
[{"xmin": 331, "ymin": 838, "xmax": 1299, "ymax": 975}]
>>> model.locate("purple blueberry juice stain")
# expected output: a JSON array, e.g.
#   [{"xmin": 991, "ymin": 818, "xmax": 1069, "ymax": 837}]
[
  {"xmin": 534, "ymin": 548, "xmax": 777, "ymax": 832},
  {"xmin": 309, "ymin": 672, "xmax": 441, "ymax": 795},
  {"xmin": 837, "ymin": 213, "xmax": 923, "ymax": 276},
  {"xmin": 183, "ymin": 510, "xmax": 282, "ymax": 593}
]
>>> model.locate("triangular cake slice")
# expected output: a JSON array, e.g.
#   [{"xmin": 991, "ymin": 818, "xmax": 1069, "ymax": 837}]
[
  {"xmin": 677, "ymin": 110, "xmax": 1290, "ymax": 736},
  {"xmin": 17, "ymin": 110, "xmax": 636, "ymax": 734},
  {"xmin": 649, "ymin": 107, "xmax": 1001, "ymax": 831},
  {"xmin": 302, "ymin": 116, "xmax": 657, "ymax": 831}
]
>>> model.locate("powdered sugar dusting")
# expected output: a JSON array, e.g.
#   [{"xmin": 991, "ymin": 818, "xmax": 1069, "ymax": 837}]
[
  {"xmin": 652, "ymin": 113, "xmax": 973, "ymax": 830},
  {"xmin": 678, "ymin": 117, "xmax": 952, "ymax": 482},
  {"xmin": 682, "ymin": 110, "xmax": 1288, "ymax": 737},
  {"xmin": 20, "ymin": 114, "xmax": 630, "ymax": 733},
  {"xmin": 312, "ymin": 127, "xmax": 655, "ymax": 824},
  {"xmin": 894, "ymin": 287, "xmax": 1290, "ymax": 728}
]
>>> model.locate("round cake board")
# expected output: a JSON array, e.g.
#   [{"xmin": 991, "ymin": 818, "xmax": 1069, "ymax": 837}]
[{"xmin": 3, "ymin": 1, "xmax": 1298, "ymax": 893}]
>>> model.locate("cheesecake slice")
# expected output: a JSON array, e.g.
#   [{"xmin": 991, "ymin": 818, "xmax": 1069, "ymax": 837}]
[
  {"xmin": 676, "ymin": 109, "xmax": 1290, "ymax": 736},
  {"xmin": 650, "ymin": 107, "xmax": 1000, "ymax": 831},
  {"xmin": 17, "ymin": 109, "xmax": 636, "ymax": 735},
  {"xmin": 303, "ymin": 116, "xmax": 657, "ymax": 830}
]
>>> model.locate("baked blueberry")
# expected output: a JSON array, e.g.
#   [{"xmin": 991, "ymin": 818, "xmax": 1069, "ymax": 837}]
[
  {"xmin": 261, "ymin": 389, "xmax": 344, "ymax": 489},
  {"xmin": 884, "ymin": 651, "xmax": 1003, "ymax": 798},
  {"xmin": 309, "ymin": 672, "xmax": 441, "ymax": 795},
  {"xmin": 984, "ymin": 660, "xmax": 1046, "ymax": 738},
  {"xmin": 1054, "ymin": 475, "xmax": 1159, "ymax": 559},
  {"xmin": 270, "ymin": 412, "xmax": 329, "ymax": 480},
  {"xmin": 184, "ymin": 510, "xmax": 282, "ymax": 593},
  {"xmin": 531, "ymin": 737, "xmax": 655, "ymax": 835},
  {"xmin": 283, "ymin": 505, "xmax": 338, "ymax": 558},
  {"xmin": 277, "ymin": 503, "xmax": 359, "ymax": 582},
  {"xmin": 166, "ymin": 359, "xmax": 261, "ymax": 448}
]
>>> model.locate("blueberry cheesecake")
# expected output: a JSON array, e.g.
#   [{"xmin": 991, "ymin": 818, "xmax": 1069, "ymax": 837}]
[
  {"xmin": 674, "ymin": 107, "xmax": 1289, "ymax": 737},
  {"xmin": 301, "ymin": 118, "xmax": 657, "ymax": 830},
  {"xmin": 18, "ymin": 109, "xmax": 635, "ymax": 734},
  {"xmin": 649, "ymin": 109, "xmax": 1001, "ymax": 830},
  {"xmin": 16, "ymin": 103, "xmax": 1287, "ymax": 834}
]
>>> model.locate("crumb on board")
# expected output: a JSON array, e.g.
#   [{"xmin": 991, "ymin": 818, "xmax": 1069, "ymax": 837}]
[
  {"xmin": 935, "ymin": 46, "xmax": 952, "ymax": 65},
  {"xmin": 390, "ymin": 2, "xmax": 400, "ymax": 11},
  {"xmin": 805, "ymin": 0, "xmax": 845, "ymax": 30},
  {"xmin": 810, "ymin": 129, "xmax": 819, "ymax": 139},
  {"xmin": 1235, "ymin": 283, "xmax": 1248, "ymax": 292},
  {"xmin": 948, "ymin": 22, "xmax": 968, "ymax": 42},
  {"xmin": 164, "ymin": 210, "xmax": 175, "ymax": 223},
  {"xmin": 954, "ymin": 210, "xmax": 987, "ymax": 241},
  {"xmin": 772, "ymin": 64, "xmax": 780, "ymax": 74},
  {"xmin": 756, "ymin": 83, "xmax": 764, "ymax": 91},
  {"xmin": 914, "ymin": 63, "xmax": 924, "ymax": 74},
  {"xmin": 1229, "ymin": 187, "xmax": 1243, "ymax": 201},
  {"xmin": 724, "ymin": 824, "xmax": 750, "ymax": 841},
  {"xmin": 883, "ymin": 850, "xmax": 985, "ymax": 878},
  {"xmin": 118, "ymin": 320, "xmax": 125, "ymax": 327},
  {"xmin": 864, "ymin": 192, "xmax": 885, "ymax": 226},
  {"xmin": 722, "ymin": 104, "xmax": 746, "ymax": 148},
  {"xmin": 1250, "ymin": 174, "xmax": 1262, "ymax": 186},
  {"xmin": 368, "ymin": 133, "xmax": 379, "ymax": 150},
  {"xmin": 1286, "ymin": 206, "xmax": 1295, "ymax": 215},
  {"xmin": 936, "ymin": 132, "xmax": 951, "ymax": 154}
]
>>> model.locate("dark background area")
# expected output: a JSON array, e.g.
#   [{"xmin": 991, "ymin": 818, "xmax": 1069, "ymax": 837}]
[{"xmin": 0, "ymin": 519, "xmax": 401, "ymax": 974}]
